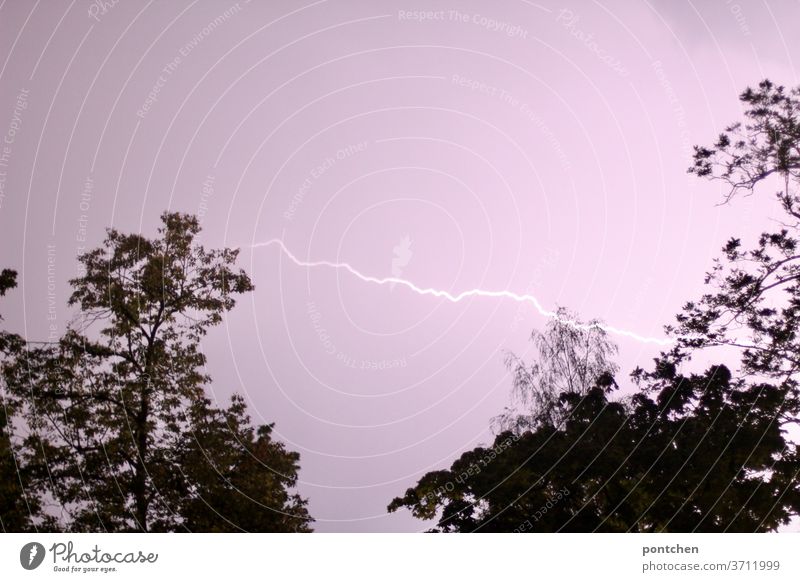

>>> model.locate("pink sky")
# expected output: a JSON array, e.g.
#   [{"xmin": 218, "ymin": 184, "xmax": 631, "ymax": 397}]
[{"xmin": 1, "ymin": 0, "xmax": 798, "ymax": 531}]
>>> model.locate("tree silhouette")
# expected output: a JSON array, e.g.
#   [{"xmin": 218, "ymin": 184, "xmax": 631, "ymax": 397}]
[
  {"xmin": 1, "ymin": 214, "xmax": 311, "ymax": 531},
  {"xmin": 176, "ymin": 394, "xmax": 310, "ymax": 532},
  {"xmin": 673, "ymin": 80, "xmax": 800, "ymax": 397},
  {"xmin": 1, "ymin": 269, "xmax": 41, "ymax": 532},
  {"xmin": 389, "ymin": 364, "xmax": 799, "ymax": 532}
]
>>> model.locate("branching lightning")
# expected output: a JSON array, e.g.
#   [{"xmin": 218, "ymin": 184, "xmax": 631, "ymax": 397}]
[{"xmin": 252, "ymin": 239, "xmax": 674, "ymax": 346}]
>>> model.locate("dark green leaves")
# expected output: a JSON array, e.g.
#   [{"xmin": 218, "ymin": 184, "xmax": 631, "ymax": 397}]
[{"xmin": 1, "ymin": 213, "xmax": 309, "ymax": 532}]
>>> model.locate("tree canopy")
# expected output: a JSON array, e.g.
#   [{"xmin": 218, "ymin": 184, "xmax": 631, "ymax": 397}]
[
  {"xmin": 390, "ymin": 360, "xmax": 798, "ymax": 532},
  {"xmin": 1, "ymin": 268, "xmax": 43, "ymax": 532},
  {"xmin": 1, "ymin": 213, "xmax": 311, "ymax": 532},
  {"xmin": 673, "ymin": 80, "xmax": 800, "ymax": 388},
  {"xmin": 493, "ymin": 308, "xmax": 618, "ymax": 433}
]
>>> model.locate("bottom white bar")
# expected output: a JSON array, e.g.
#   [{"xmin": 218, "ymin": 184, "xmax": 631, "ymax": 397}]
[{"xmin": 1, "ymin": 533, "xmax": 796, "ymax": 581}]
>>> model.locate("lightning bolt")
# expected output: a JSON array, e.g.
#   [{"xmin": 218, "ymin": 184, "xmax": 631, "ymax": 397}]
[{"xmin": 252, "ymin": 239, "xmax": 674, "ymax": 346}]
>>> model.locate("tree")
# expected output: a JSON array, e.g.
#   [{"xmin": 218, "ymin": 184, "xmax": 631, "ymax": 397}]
[
  {"xmin": 176, "ymin": 394, "xmax": 311, "ymax": 532},
  {"xmin": 389, "ymin": 364, "xmax": 799, "ymax": 532},
  {"xmin": 1, "ymin": 213, "xmax": 312, "ymax": 531},
  {"xmin": 0, "ymin": 269, "xmax": 18, "ymax": 354},
  {"xmin": 677, "ymin": 79, "xmax": 800, "ymax": 386},
  {"xmin": 0, "ymin": 268, "xmax": 37, "ymax": 531},
  {"xmin": 493, "ymin": 308, "xmax": 618, "ymax": 432},
  {"xmin": 0, "ymin": 401, "xmax": 31, "ymax": 532}
]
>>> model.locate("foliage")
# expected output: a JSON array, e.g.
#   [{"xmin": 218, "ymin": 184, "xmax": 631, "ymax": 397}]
[
  {"xmin": 176, "ymin": 394, "xmax": 311, "ymax": 532},
  {"xmin": 390, "ymin": 365, "xmax": 799, "ymax": 532},
  {"xmin": 1, "ymin": 269, "xmax": 40, "ymax": 532},
  {"xmin": 670, "ymin": 79, "xmax": 800, "ymax": 414},
  {"xmin": 1, "ymin": 213, "xmax": 312, "ymax": 531},
  {"xmin": 493, "ymin": 308, "xmax": 619, "ymax": 432},
  {"xmin": 690, "ymin": 79, "xmax": 800, "ymax": 200}
]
